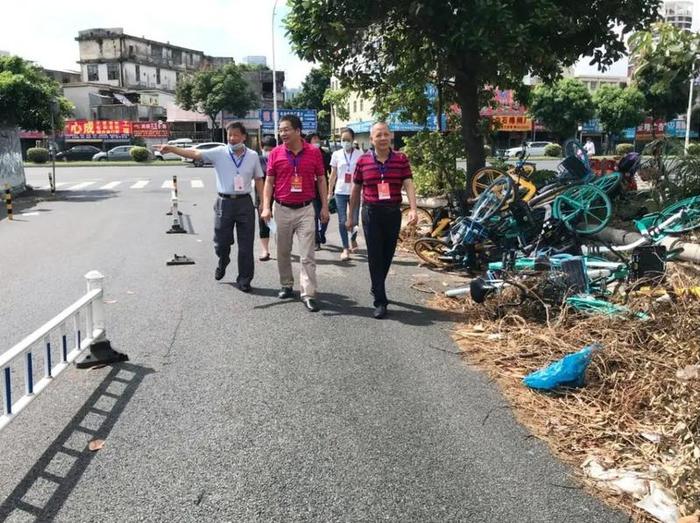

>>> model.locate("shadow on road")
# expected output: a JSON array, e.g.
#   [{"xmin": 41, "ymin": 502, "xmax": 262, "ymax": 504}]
[
  {"xmin": 0, "ymin": 362, "xmax": 154, "ymax": 522},
  {"xmin": 0, "ymin": 189, "xmax": 118, "ymax": 224}
]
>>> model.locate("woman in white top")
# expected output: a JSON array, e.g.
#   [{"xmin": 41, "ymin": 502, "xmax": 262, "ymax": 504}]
[{"xmin": 329, "ymin": 127, "xmax": 361, "ymax": 261}]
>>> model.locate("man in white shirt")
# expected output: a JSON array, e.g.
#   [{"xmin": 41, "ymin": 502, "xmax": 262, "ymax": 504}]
[
  {"xmin": 584, "ymin": 137, "xmax": 596, "ymax": 157},
  {"xmin": 154, "ymin": 122, "xmax": 264, "ymax": 292}
]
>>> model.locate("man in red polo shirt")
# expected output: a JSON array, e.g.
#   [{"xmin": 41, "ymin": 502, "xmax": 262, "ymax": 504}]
[
  {"xmin": 261, "ymin": 114, "xmax": 330, "ymax": 312},
  {"xmin": 347, "ymin": 122, "xmax": 417, "ymax": 319}
]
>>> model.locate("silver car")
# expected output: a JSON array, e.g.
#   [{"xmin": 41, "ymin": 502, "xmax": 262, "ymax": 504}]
[
  {"xmin": 93, "ymin": 145, "xmax": 137, "ymax": 161},
  {"xmin": 183, "ymin": 142, "xmax": 225, "ymax": 167}
]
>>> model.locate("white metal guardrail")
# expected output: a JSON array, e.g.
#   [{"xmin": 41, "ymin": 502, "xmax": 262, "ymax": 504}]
[{"xmin": 0, "ymin": 271, "xmax": 112, "ymax": 431}]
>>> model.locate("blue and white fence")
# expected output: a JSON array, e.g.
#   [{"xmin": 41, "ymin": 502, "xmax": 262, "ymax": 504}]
[{"xmin": 0, "ymin": 271, "xmax": 107, "ymax": 431}]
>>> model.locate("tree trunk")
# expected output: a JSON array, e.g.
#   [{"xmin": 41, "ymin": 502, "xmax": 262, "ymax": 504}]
[
  {"xmin": 0, "ymin": 126, "xmax": 26, "ymax": 192},
  {"xmin": 455, "ymin": 78, "xmax": 485, "ymax": 196}
]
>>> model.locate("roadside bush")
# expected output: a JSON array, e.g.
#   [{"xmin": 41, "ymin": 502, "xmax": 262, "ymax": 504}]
[
  {"xmin": 130, "ymin": 146, "xmax": 150, "ymax": 162},
  {"xmin": 530, "ymin": 169, "xmax": 558, "ymax": 189},
  {"xmin": 27, "ymin": 147, "xmax": 49, "ymax": 163},
  {"xmin": 131, "ymin": 136, "xmax": 147, "ymax": 148},
  {"xmin": 616, "ymin": 143, "xmax": 634, "ymax": 155},
  {"xmin": 402, "ymin": 130, "xmax": 465, "ymax": 196},
  {"xmin": 686, "ymin": 143, "xmax": 700, "ymax": 156},
  {"xmin": 544, "ymin": 144, "xmax": 562, "ymax": 157}
]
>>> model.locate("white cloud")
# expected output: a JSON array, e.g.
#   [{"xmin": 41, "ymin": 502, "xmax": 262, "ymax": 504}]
[{"xmin": 0, "ymin": 0, "xmax": 315, "ymax": 87}]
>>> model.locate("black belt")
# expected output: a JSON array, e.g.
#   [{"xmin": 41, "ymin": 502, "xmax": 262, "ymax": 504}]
[
  {"xmin": 218, "ymin": 193, "xmax": 250, "ymax": 199},
  {"xmin": 275, "ymin": 199, "xmax": 312, "ymax": 209}
]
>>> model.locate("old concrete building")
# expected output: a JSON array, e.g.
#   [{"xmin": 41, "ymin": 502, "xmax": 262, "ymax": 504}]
[{"xmin": 75, "ymin": 27, "xmax": 233, "ymax": 92}]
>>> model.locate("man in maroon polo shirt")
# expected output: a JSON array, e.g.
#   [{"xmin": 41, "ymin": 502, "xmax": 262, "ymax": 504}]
[
  {"xmin": 261, "ymin": 114, "xmax": 330, "ymax": 312},
  {"xmin": 347, "ymin": 121, "xmax": 417, "ymax": 319}
]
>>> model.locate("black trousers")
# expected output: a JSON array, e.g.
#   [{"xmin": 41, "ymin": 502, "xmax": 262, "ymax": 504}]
[
  {"xmin": 213, "ymin": 195, "xmax": 255, "ymax": 285},
  {"xmin": 361, "ymin": 204, "xmax": 402, "ymax": 306}
]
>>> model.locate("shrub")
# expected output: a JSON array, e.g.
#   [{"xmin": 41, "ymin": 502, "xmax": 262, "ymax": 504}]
[
  {"xmin": 27, "ymin": 147, "xmax": 50, "ymax": 163},
  {"xmin": 130, "ymin": 146, "xmax": 150, "ymax": 162},
  {"xmin": 530, "ymin": 169, "xmax": 558, "ymax": 189},
  {"xmin": 131, "ymin": 136, "xmax": 147, "ymax": 148},
  {"xmin": 544, "ymin": 144, "xmax": 562, "ymax": 157},
  {"xmin": 402, "ymin": 130, "xmax": 465, "ymax": 196},
  {"xmin": 484, "ymin": 145, "xmax": 492, "ymax": 157},
  {"xmin": 686, "ymin": 143, "xmax": 700, "ymax": 156},
  {"xmin": 616, "ymin": 143, "xmax": 634, "ymax": 155}
]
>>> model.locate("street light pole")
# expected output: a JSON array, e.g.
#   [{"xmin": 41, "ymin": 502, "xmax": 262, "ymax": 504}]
[
  {"xmin": 49, "ymin": 99, "xmax": 58, "ymax": 193},
  {"xmin": 272, "ymin": 0, "xmax": 280, "ymax": 141},
  {"xmin": 685, "ymin": 75, "xmax": 694, "ymax": 154}
]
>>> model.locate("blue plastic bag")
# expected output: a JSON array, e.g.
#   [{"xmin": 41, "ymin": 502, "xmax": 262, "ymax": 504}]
[{"xmin": 523, "ymin": 343, "xmax": 602, "ymax": 390}]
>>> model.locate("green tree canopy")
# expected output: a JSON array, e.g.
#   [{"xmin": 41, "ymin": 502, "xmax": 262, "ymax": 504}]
[
  {"xmin": 630, "ymin": 22, "xmax": 700, "ymax": 121},
  {"xmin": 528, "ymin": 79, "xmax": 594, "ymax": 141},
  {"xmin": 0, "ymin": 55, "xmax": 73, "ymax": 131},
  {"xmin": 176, "ymin": 63, "xmax": 259, "ymax": 128},
  {"xmin": 285, "ymin": 67, "xmax": 332, "ymax": 136},
  {"xmin": 593, "ymin": 85, "xmax": 646, "ymax": 139},
  {"xmin": 285, "ymin": 0, "xmax": 659, "ymax": 182}
]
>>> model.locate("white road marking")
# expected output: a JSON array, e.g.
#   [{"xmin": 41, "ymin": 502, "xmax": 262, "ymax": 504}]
[
  {"xmin": 54, "ymin": 182, "xmax": 69, "ymax": 188},
  {"xmin": 20, "ymin": 212, "xmax": 40, "ymax": 216},
  {"xmin": 100, "ymin": 181, "xmax": 122, "ymax": 189},
  {"xmin": 67, "ymin": 182, "xmax": 95, "ymax": 190},
  {"xmin": 161, "ymin": 180, "xmax": 174, "ymax": 189},
  {"xmin": 130, "ymin": 180, "xmax": 149, "ymax": 189},
  {"xmin": 191, "ymin": 179, "xmax": 204, "ymax": 188}
]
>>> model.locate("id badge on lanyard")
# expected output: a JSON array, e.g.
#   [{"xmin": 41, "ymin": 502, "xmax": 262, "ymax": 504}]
[
  {"xmin": 374, "ymin": 150, "xmax": 392, "ymax": 200},
  {"xmin": 229, "ymin": 147, "xmax": 247, "ymax": 192},
  {"xmin": 344, "ymin": 151, "xmax": 353, "ymax": 184},
  {"xmin": 287, "ymin": 150, "xmax": 303, "ymax": 192}
]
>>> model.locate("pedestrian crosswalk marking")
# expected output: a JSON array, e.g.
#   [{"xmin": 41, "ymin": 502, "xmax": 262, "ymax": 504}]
[
  {"xmin": 54, "ymin": 182, "xmax": 69, "ymax": 188},
  {"xmin": 191, "ymin": 179, "xmax": 204, "ymax": 188},
  {"xmin": 67, "ymin": 182, "xmax": 95, "ymax": 191},
  {"xmin": 130, "ymin": 180, "xmax": 149, "ymax": 189},
  {"xmin": 161, "ymin": 180, "xmax": 174, "ymax": 189},
  {"xmin": 100, "ymin": 181, "xmax": 121, "ymax": 189}
]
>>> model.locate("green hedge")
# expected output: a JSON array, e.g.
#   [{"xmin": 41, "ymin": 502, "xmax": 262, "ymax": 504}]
[
  {"xmin": 544, "ymin": 144, "xmax": 562, "ymax": 157},
  {"xmin": 616, "ymin": 143, "xmax": 634, "ymax": 155},
  {"xmin": 27, "ymin": 147, "xmax": 50, "ymax": 163},
  {"xmin": 530, "ymin": 169, "xmax": 558, "ymax": 188},
  {"xmin": 687, "ymin": 143, "xmax": 700, "ymax": 156},
  {"xmin": 130, "ymin": 146, "xmax": 150, "ymax": 162}
]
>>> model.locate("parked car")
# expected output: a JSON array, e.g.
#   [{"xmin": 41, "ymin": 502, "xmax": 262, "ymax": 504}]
[
  {"xmin": 183, "ymin": 142, "xmax": 225, "ymax": 167},
  {"xmin": 92, "ymin": 145, "xmax": 152, "ymax": 161},
  {"xmin": 504, "ymin": 141, "xmax": 555, "ymax": 158},
  {"xmin": 153, "ymin": 143, "xmax": 192, "ymax": 161},
  {"xmin": 55, "ymin": 145, "xmax": 102, "ymax": 162}
]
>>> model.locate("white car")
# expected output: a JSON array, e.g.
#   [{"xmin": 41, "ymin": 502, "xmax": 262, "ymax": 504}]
[
  {"xmin": 183, "ymin": 142, "xmax": 225, "ymax": 167},
  {"xmin": 153, "ymin": 144, "xmax": 191, "ymax": 161},
  {"xmin": 504, "ymin": 141, "xmax": 555, "ymax": 158}
]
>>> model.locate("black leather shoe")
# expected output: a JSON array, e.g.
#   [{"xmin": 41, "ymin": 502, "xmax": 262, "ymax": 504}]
[
  {"xmin": 302, "ymin": 297, "xmax": 319, "ymax": 312},
  {"xmin": 214, "ymin": 266, "xmax": 226, "ymax": 281},
  {"xmin": 373, "ymin": 304, "xmax": 387, "ymax": 319},
  {"xmin": 278, "ymin": 287, "xmax": 293, "ymax": 299},
  {"xmin": 238, "ymin": 283, "xmax": 252, "ymax": 293}
]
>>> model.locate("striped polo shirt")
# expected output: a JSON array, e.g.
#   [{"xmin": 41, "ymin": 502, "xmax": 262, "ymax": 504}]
[{"xmin": 353, "ymin": 150, "xmax": 412, "ymax": 205}]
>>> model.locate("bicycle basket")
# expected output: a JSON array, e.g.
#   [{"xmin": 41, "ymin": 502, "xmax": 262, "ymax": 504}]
[{"xmin": 557, "ymin": 156, "xmax": 590, "ymax": 181}]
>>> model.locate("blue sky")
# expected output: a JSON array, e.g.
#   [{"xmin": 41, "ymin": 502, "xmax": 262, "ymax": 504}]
[{"xmin": 1, "ymin": 0, "xmax": 699, "ymax": 88}]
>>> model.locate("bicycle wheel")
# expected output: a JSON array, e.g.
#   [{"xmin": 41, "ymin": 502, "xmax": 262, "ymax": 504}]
[
  {"xmin": 653, "ymin": 196, "xmax": 700, "ymax": 233},
  {"xmin": 470, "ymin": 176, "xmax": 513, "ymax": 222},
  {"xmin": 399, "ymin": 206, "xmax": 433, "ymax": 241},
  {"xmin": 413, "ymin": 238, "xmax": 454, "ymax": 269},
  {"xmin": 471, "ymin": 168, "xmax": 507, "ymax": 197},
  {"xmin": 553, "ymin": 184, "xmax": 612, "ymax": 235},
  {"xmin": 592, "ymin": 172, "xmax": 622, "ymax": 196}
]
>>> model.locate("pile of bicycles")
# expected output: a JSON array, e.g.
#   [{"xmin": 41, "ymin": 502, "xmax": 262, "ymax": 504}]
[{"xmin": 407, "ymin": 139, "xmax": 700, "ymax": 316}]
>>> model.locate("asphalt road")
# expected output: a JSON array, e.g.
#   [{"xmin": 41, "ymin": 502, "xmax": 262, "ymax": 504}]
[{"xmin": 0, "ymin": 165, "xmax": 626, "ymax": 522}]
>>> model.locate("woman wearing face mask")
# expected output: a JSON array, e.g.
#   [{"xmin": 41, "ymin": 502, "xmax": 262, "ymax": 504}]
[
  {"xmin": 256, "ymin": 135, "xmax": 277, "ymax": 261},
  {"xmin": 328, "ymin": 127, "xmax": 361, "ymax": 261}
]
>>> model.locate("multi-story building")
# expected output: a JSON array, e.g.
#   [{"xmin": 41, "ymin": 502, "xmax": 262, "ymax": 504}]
[
  {"xmin": 75, "ymin": 28, "xmax": 231, "ymax": 92},
  {"xmin": 664, "ymin": 0, "xmax": 693, "ymax": 30},
  {"xmin": 243, "ymin": 56, "xmax": 267, "ymax": 67}
]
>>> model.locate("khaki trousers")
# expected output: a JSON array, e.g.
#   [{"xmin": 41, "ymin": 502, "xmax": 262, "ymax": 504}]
[{"xmin": 274, "ymin": 202, "xmax": 317, "ymax": 297}]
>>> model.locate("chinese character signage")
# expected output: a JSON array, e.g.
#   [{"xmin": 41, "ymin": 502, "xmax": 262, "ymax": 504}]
[
  {"xmin": 491, "ymin": 115, "xmax": 533, "ymax": 132},
  {"xmin": 260, "ymin": 109, "xmax": 318, "ymax": 133},
  {"xmin": 132, "ymin": 121, "xmax": 169, "ymax": 138},
  {"xmin": 64, "ymin": 120, "xmax": 132, "ymax": 140},
  {"xmin": 635, "ymin": 117, "xmax": 665, "ymax": 140}
]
